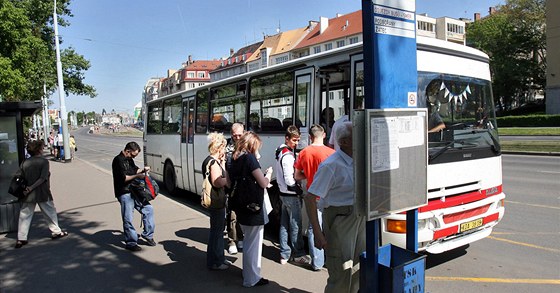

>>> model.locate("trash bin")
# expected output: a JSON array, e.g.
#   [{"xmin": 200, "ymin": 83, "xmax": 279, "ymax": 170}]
[{"xmin": 378, "ymin": 244, "xmax": 426, "ymax": 293}]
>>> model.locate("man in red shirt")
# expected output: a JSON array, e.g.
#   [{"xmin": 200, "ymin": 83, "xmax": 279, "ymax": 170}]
[{"xmin": 294, "ymin": 124, "xmax": 335, "ymax": 271}]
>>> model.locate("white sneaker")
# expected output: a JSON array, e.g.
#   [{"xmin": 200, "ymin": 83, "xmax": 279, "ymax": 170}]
[
  {"xmin": 237, "ymin": 240, "xmax": 243, "ymax": 250},
  {"xmin": 228, "ymin": 244, "xmax": 238, "ymax": 255},
  {"xmin": 292, "ymin": 255, "xmax": 311, "ymax": 265},
  {"xmin": 280, "ymin": 258, "xmax": 288, "ymax": 265}
]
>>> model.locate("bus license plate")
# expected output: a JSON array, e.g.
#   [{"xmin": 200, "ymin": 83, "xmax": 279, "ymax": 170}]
[{"xmin": 459, "ymin": 218, "xmax": 483, "ymax": 232}]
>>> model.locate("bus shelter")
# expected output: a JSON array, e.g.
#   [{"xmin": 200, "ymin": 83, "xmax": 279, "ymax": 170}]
[{"xmin": 0, "ymin": 101, "xmax": 42, "ymax": 233}]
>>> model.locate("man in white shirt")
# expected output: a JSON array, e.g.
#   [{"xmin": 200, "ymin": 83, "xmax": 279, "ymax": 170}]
[{"xmin": 305, "ymin": 121, "xmax": 365, "ymax": 293}]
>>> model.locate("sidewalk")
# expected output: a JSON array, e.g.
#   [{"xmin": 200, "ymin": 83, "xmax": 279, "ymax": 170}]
[{"xmin": 0, "ymin": 158, "xmax": 326, "ymax": 293}]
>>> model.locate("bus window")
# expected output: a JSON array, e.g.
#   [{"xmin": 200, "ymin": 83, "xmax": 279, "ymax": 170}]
[
  {"xmin": 354, "ymin": 61, "xmax": 365, "ymax": 110},
  {"xmin": 181, "ymin": 99, "xmax": 194, "ymax": 143},
  {"xmin": 162, "ymin": 97, "xmax": 181, "ymax": 134},
  {"xmin": 210, "ymin": 82, "xmax": 246, "ymax": 132},
  {"xmin": 249, "ymin": 71, "xmax": 294, "ymax": 132},
  {"xmin": 294, "ymin": 74, "xmax": 310, "ymax": 128},
  {"xmin": 147, "ymin": 101, "xmax": 162, "ymax": 134},
  {"xmin": 196, "ymin": 89, "xmax": 209, "ymax": 133}
]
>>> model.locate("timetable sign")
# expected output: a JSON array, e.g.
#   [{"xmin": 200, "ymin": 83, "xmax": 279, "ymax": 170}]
[{"xmin": 372, "ymin": 0, "xmax": 416, "ymax": 39}]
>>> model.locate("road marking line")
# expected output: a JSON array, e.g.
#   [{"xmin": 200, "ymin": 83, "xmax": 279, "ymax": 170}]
[
  {"xmin": 505, "ymin": 200, "xmax": 560, "ymax": 210},
  {"xmin": 427, "ymin": 276, "xmax": 560, "ymax": 285},
  {"xmin": 487, "ymin": 236, "xmax": 560, "ymax": 253},
  {"xmin": 493, "ymin": 231, "xmax": 559, "ymax": 236}
]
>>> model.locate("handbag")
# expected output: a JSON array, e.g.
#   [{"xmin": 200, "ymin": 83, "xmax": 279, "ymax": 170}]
[
  {"xmin": 201, "ymin": 159, "xmax": 226, "ymax": 209},
  {"xmin": 8, "ymin": 165, "xmax": 26, "ymax": 199}
]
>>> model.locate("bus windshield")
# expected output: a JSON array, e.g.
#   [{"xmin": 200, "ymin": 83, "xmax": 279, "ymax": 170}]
[{"xmin": 418, "ymin": 72, "xmax": 500, "ymax": 162}]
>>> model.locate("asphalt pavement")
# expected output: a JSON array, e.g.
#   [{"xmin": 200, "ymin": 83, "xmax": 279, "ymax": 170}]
[{"xmin": 0, "ymin": 154, "xmax": 327, "ymax": 293}]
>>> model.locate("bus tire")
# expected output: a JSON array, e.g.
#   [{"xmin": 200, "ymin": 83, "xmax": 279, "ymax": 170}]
[{"xmin": 164, "ymin": 161, "xmax": 178, "ymax": 195}]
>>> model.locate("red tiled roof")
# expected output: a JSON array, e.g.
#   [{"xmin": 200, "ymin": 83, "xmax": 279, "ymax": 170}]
[
  {"xmin": 294, "ymin": 10, "xmax": 362, "ymax": 50},
  {"xmin": 184, "ymin": 60, "xmax": 221, "ymax": 71}
]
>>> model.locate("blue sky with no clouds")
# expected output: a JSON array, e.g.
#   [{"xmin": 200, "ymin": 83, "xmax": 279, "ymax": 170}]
[{"xmin": 54, "ymin": 0, "xmax": 503, "ymax": 114}]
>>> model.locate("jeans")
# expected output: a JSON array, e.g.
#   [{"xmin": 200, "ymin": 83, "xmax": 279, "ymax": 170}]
[
  {"xmin": 118, "ymin": 193, "xmax": 155, "ymax": 246},
  {"xmin": 207, "ymin": 207, "xmax": 226, "ymax": 268},
  {"xmin": 308, "ymin": 208, "xmax": 325, "ymax": 270},
  {"xmin": 279, "ymin": 195, "xmax": 305, "ymax": 260}
]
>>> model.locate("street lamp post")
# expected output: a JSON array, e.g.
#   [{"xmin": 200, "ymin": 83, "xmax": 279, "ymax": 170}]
[{"xmin": 54, "ymin": 0, "xmax": 70, "ymax": 161}]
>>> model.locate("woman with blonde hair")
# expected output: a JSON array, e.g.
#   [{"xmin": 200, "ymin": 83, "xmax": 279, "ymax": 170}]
[
  {"xmin": 202, "ymin": 132, "xmax": 231, "ymax": 270},
  {"xmin": 228, "ymin": 131, "xmax": 273, "ymax": 287}
]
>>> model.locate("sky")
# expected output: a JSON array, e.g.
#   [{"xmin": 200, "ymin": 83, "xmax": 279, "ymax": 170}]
[{"xmin": 54, "ymin": 0, "xmax": 503, "ymax": 115}]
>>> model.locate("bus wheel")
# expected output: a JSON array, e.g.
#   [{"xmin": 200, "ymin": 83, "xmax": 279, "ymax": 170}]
[{"xmin": 164, "ymin": 162, "xmax": 177, "ymax": 195}]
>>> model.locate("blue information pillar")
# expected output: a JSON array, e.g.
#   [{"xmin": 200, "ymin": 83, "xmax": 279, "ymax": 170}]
[{"xmin": 361, "ymin": 0, "xmax": 420, "ymax": 292}]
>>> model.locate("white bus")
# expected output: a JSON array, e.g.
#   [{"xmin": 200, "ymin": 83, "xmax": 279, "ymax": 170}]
[{"xmin": 143, "ymin": 36, "xmax": 505, "ymax": 253}]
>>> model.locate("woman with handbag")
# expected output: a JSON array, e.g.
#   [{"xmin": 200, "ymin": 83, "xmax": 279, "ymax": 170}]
[
  {"xmin": 15, "ymin": 140, "xmax": 68, "ymax": 248},
  {"xmin": 228, "ymin": 131, "xmax": 273, "ymax": 287},
  {"xmin": 202, "ymin": 132, "xmax": 231, "ymax": 270}
]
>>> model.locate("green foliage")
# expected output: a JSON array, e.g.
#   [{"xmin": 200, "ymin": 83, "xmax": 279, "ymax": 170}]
[
  {"xmin": 0, "ymin": 0, "xmax": 95, "ymax": 101},
  {"xmin": 467, "ymin": 0, "xmax": 546, "ymax": 109},
  {"xmin": 496, "ymin": 114, "xmax": 560, "ymax": 127}
]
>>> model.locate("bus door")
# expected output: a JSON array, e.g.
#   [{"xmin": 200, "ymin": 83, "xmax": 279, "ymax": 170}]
[
  {"xmin": 294, "ymin": 67, "xmax": 314, "ymax": 148},
  {"xmin": 180, "ymin": 97, "xmax": 196, "ymax": 192},
  {"xmin": 350, "ymin": 54, "xmax": 365, "ymax": 116},
  {"xmin": 317, "ymin": 62, "xmax": 351, "ymax": 145}
]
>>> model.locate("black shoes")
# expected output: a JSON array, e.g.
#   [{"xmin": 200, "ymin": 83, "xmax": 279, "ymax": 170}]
[
  {"xmin": 254, "ymin": 278, "xmax": 269, "ymax": 286},
  {"xmin": 125, "ymin": 244, "xmax": 142, "ymax": 252},
  {"xmin": 14, "ymin": 240, "xmax": 28, "ymax": 249},
  {"xmin": 141, "ymin": 235, "xmax": 157, "ymax": 246}
]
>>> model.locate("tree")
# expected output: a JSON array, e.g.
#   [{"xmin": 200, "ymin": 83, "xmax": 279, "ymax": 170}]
[
  {"xmin": 467, "ymin": 0, "xmax": 546, "ymax": 110},
  {"xmin": 0, "ymin": 0, "xmax": 96, "ymax": 102}
]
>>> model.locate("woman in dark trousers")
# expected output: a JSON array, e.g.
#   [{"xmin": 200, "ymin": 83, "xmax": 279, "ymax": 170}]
[
  {"xmin": 15, "ymin": 140, "xmax": 67, "ymax": 248},
  {"xmin": 202, "ymin": 132, "xmax": 230, "ymax": 270},
  {"xmin": 228, "ymin": 131, "xmax": 273, "ymax": 287}
]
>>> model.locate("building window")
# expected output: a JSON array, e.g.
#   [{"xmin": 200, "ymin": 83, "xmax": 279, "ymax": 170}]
[
  {"xmin": 417, "ymin": 21, "xmax": 434, "ymax": 32},
  {"xmin": 188, "ymin": 72, "xmax": 195, "ymax": 78},
  {"xmin": 235, "ymin": 56, "xmax": 239, "ymax": 63},
  {"xmin": 336, "ymin": 40, "xmax": 345, "ymax": 48},
  {"xmin": 313, "ymin": 46, "xmax": 321, "ymax": 54},
  {"xmin": 447, "ymin": 23, "xmax": 464, "ymax": 34},
  {"xmin": 198, "ymin": 72, "xmax": 205, "ymax": 78},
  {"xmin": 324, "ymin": 43, "xmax": 333, "ymax": 51},
  {"xmin": 349, "ymin": 36, "xmax": 359, "ymax": 44},
  {"xmin": 275, "ymin": 55, "xmax": 289, "ymax": 64}
]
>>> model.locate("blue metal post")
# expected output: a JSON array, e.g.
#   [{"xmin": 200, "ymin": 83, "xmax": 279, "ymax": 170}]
[{"xmin": 361, "ymin": 0, "xmax": 418, "ymax": 292}]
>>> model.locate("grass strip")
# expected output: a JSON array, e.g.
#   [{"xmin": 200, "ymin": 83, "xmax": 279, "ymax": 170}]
[
  {"xmin": 499, "ymin": 128, "xmax": 560, "ymax": 136},
  {"xmin": 500, "ymin": 140, "xmax": 560, "ymax": 153}
]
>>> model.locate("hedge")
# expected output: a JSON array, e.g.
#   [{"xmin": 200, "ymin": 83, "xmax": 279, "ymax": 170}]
[{"xmin": 496, "ymin": 114, "xmax": 560, "ymax": 127}]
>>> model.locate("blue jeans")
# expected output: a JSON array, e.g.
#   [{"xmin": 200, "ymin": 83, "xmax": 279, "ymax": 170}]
[
  {"xmin": 279, "ymin": 195, "xmax": 305, "ymax": 260},
  {"xmin": 308, "ymin": 208, "xmax": 325, "ymax": 270},
  {"xmin": 118, "ymin": 193, "xmax": 155, "ymax": 247},
  {"xmin": 207, "ymin": 207, "xmax": 226, "ymax": 268}
]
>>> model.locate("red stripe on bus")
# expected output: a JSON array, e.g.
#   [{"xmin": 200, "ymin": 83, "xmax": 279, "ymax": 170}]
[
  {"xmin": 443, "ymin": 204, "xmax": 491, "ymax": 224},
  {"xmin": 419, "ymin": 185, "xmax": 502, "ymax": 213},
  {"xmin": 432, "ymin": 212, "xmax": 500, "ymax": 240}
]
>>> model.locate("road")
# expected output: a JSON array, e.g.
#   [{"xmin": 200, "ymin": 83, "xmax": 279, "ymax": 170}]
[{"xmin": 74, "ymin": 128, "xmax": 560, "ymax": 292}]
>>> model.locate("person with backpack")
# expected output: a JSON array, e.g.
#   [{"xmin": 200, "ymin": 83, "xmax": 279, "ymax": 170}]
[
  {"xmin": 111, "ymin": 142, "xmax": 154, "ymax": 252},
  {"xmin": 202, "ymin": 132, "xmax": 231, "ymax": 270},
  {"xmin": 275, "ymin": 125, "xmax": 310, "ymax": 266}
]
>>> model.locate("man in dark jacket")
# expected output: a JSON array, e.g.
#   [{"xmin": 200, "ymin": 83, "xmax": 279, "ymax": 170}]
[{"xmin": 112, "ymin": 141, "xmax": 154, "ymax": 252}]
